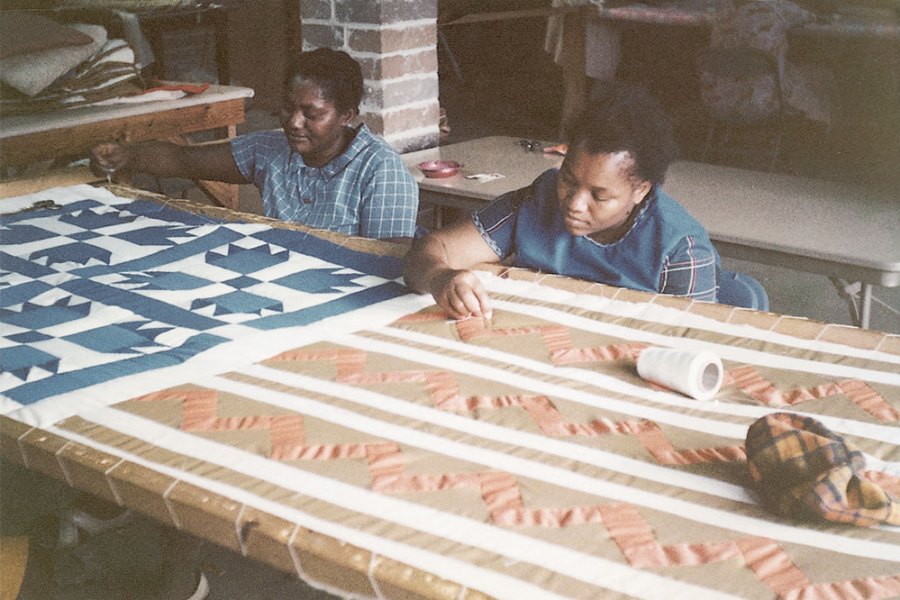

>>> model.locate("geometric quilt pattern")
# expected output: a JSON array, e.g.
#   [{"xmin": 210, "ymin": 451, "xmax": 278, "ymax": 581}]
[
  {"xmin": 3, "ymin": 186, "xmax": 899, "ymax": 600},
  {"xmin": 100, "ymin": 294, "xmax": 900, "ymax": 599},
  {"xmin": 0, "ymin": 190, "xmax": 405, "ymax": 404}
]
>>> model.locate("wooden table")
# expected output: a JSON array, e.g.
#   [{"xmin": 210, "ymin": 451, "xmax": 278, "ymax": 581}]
[
  {"xmin": 596, "ymin": 1, "xmax": 900, "ymax": 40},
  {"xmin": 0, "ymin": 84, "xmax": 254, "ymax": 210},
  {"xmin": 3, "ymin": 182, "xmax": 899, "ymax": 600},
  {"xmin": 401, "ymin": 136, "xmax": 900, "ymax": 329}
]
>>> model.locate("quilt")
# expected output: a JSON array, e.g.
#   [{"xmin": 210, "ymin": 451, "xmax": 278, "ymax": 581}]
[
  {"xmin": 2, "ymin": 185, "xmax": 899, "ymax": 600},
  {"xmin": 0, "ymin": 185, "xmax": 412, "ymax": 422}
]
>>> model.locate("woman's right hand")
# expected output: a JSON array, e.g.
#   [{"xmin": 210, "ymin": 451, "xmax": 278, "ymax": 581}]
[
  {"xmin": 430, "ymin": 268, "xmax": 493, "ymax": 321},
  {"xmin": 90, "ymin": 142, "xmax": 129, "ymax": 182}
]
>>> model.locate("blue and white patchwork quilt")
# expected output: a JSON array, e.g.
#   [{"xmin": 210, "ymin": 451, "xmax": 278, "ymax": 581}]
[{"xmin": 0, "ymin": 185, "xmax": 422, "ymax": 423}]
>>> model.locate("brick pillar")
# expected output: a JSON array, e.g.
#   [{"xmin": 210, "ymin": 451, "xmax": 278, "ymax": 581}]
[{"xmin": 299, "ymin": 0, "xmax": 440, "ymax": 152}]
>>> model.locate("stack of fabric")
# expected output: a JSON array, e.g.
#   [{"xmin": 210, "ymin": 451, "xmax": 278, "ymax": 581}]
[{"xmin": 0, "ymin": 11, "xmax": 144, "ymax": 116}]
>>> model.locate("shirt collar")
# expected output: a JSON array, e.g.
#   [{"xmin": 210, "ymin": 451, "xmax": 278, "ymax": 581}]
[
  {"xmin": 584, "ymin": 185, "xmax": 657, "ymax": 247},
  {"xmin": 630, "ymin": 185, "xmax": 657, "ymax": 227},
  {"xmin": 296, "ymin": 124, "xmax": 373, "ymax": 180}
]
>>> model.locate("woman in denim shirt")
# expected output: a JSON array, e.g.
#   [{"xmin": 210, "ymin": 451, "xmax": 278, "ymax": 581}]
[{"xmin": 405, "ymin": 83, "xmax": 767, "ymax": 320}]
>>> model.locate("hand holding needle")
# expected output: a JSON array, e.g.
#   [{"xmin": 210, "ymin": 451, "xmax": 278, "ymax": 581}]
[{"xmin": 91, "ymin": 142, "xmax": 125, "ymax": 185}]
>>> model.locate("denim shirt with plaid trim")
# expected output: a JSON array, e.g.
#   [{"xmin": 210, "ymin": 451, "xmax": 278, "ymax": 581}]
[
  {"xmin": 231, "ymin": 124, "xmax": 419, "ymax": 239},
  {"xmin": 473, "ymin": 168, "xmax": 719, "ymax": 301}
]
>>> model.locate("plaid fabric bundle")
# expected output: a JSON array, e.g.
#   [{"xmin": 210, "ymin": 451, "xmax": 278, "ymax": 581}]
[{"xmin": 745, "ymin": 412, "xmax": 900, "ymax": 527}]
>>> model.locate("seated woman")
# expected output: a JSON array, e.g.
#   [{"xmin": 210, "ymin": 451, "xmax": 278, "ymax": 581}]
[
  {"xmin": 92, "ymin": 48, "xmax": 419, "ymax": 243},
  {"xmin": 404, "ymin": 83, "xmax": 767, "ymax": 320}
]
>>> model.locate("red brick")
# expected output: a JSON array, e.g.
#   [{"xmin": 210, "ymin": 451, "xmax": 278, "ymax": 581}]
[
  {"xmin": 347, "ymin": 23, "xmax": 436, "ymax": 54},
  {"xmin": 300, "ymin": 23, "xmax": 345, "ymax": 50},
  {"xmin": 391, "ymin": 130, "xmax": 441, "ymax": 153},
  {"xmin": 365, "ymin": 76, "xmax": 439, "ymax": 108},
  {"xmin": 298, "ymin": 0, "xmax": 333, "ymax": 21},
  {"xmin": 383, "ymin": 101, "xmax": 440, "ymax": 133},
  {"xmin": 335, "ymin": 0, "xmax": 436, "ymax": 24},
  {"xmin": 356, "ymin": 49, "xmax": 437, "ymax": 81}
]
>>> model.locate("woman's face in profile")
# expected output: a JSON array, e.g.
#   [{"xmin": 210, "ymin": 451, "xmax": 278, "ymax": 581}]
[
  {"xmin": 556, "ymin": 146, "xmax": 651, "ymax": 243},
  {"xmin": 280, "ymin": 77, "xmax": 355, "ymax": 167}
]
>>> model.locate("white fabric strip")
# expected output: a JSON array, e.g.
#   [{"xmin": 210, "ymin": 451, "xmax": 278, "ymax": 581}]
[
  {"xmin": 243, "ymin": 360, "xmax": 750, "ymax": 503},
  {"xmin": 343, "ymin": 332, "xmax": 744, "ymax": 438},
  {"xmin": 50, "ymin": 410, "xmax": 739, "ymax": 600},
  {"xmin": 0, "ymin": 397, "xmax": 23, "ymax": 414},
  {"xmin": 212, "ymin": 372, "xmax": 900, "ymax": 557},
  {"xmin": 372, "ymin": 326, "xmax": 900, "ymax": 446},
  {"xmin": 4, "ymin": 294, "xmax": 432, "ymax": 427},
  {"xmin": 490, "ymin": 298, "xmax": 900, "ymax": 385},
  {"xmin": 42, "ymin": 426, "xmax": 570, "ymax": 600},
  {"xmin": 481, "ymin": 274, "xmax": 900, "ymax": 366}
]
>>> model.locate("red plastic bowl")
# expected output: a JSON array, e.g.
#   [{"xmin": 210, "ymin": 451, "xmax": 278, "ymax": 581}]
[{"xmin": 417, "ymin": 160, "xmax": 462, "ymax": 178}]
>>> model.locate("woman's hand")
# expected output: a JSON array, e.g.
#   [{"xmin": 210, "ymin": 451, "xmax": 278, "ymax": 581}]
[
  {"xmin": 403, "ymin": 218, "xmax": 502, "ymax": 321},
  {"xmin": 90, "ymin": 142, "xmax": 129, "ymax": 182},
  {"xmin": 430, "ymin": 268, "xmax": 493, "ymax": 320}
]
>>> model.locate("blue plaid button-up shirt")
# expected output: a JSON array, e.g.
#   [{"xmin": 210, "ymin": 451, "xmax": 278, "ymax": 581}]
[{"xmin": 231, "ymin": 124, "xmax": 419, "ymax": 239}]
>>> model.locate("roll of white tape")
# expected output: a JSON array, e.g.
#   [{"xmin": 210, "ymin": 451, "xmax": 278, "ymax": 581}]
[{"xmin": 636, "ymin": 347, "xmax": 723, "ymax": 401}]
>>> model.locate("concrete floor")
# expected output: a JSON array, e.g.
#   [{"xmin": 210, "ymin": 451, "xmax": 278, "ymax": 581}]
[
  {"xmin": 3, "ymin": 14, "xmax": 898, "ymax": 600},
  {"xmin": 1, "ymin": 460, "xmax": 340, "ymax": 600}
]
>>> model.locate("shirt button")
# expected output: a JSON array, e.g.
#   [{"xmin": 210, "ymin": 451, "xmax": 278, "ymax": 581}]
[{"xmin": 302, "ymin": 198, "xmax": 312, "ymax": 205}]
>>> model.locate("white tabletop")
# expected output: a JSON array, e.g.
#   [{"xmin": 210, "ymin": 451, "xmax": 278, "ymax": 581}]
[
  {"xmin": 664, "ymin": 161, "xmax": 899, "ymax": 284},
  {"xmin": 402, "ymin": 136, "xmax": 900, "ymax": 286},
  {"xmin": 0, "ymin": 84, "xmax": 255, "ymax": 139},
  {"xmin": 402, "ymin": 136, "xmax": 564, "ymax": 201}
]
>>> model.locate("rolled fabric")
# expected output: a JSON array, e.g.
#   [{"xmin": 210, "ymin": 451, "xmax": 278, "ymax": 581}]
[
  {"xmin": 745, "ymin": 412, "xmax": 900, "ymax": 527},
  {"xmin": 0, "ymin": 23, "xmax": 107, "ymax": 97}
]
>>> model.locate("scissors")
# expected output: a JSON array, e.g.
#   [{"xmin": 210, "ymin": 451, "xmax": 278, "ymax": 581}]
[{"xmin": 1, "ymin": 199, "xmax": 63, "ymax": 216}]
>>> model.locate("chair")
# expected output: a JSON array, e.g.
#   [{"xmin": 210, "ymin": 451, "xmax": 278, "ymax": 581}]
[
  {"xmin": 718, "ymin": 268, "xmax": 770, "ymax": 311},
  {"xmin": 695, "ymin": 45, "xmax": 787, "ymax": 172}
]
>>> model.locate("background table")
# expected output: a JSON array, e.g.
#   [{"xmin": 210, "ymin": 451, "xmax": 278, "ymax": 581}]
[
  {"xmin": 406, "ymin": 136, "xmax": 564, "ymax": 227},
  {"xmin": 401, "ymin": 136, "xmax": 900, "ymax": 329},
  {"xmin": 0, "ymin": 84, "xmax": 254, "ymax": 210},
  {"xmin": 596, "ymin": 1, "xmax": 900, "ymax": 40}
]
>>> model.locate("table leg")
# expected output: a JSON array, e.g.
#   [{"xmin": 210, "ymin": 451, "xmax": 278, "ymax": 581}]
[{"xmin": 859, "ymin": 283, "xmax": 873, "ymax": 329}]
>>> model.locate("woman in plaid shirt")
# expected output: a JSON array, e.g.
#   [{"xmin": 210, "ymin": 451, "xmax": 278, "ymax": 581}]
[
  {"xmin": 92, "ymin": 49, "xmax": 418, "ymax": 243},
  {"xmin": 405, "ymin": 83, "xmax": 767, "ymax": 320}
]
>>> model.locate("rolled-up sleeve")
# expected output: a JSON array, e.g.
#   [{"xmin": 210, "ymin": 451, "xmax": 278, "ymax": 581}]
[
  {"xmin": 231, "ymin": 131, "xmax": 283, "ymax": 187},
  {"xmin": 473, "ymin": 186, "xmax": 532, "ymax": 260},
  {"xmin": 359, "ymin": 153, "xmax": 419, "ymax": 239}
]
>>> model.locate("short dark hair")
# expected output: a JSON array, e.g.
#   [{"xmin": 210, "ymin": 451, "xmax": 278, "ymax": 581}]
[
  {"xmin": 564, "ymin": 83, "xmax": 677, "ymax": 185},
  {"xmin": 285, "ymin": 48, "xmax": 364, "ymax": 113}
]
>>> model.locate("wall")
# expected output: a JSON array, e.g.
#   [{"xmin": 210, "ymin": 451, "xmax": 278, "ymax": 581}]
[
  {"xmin": 226, "ymin": 0, "xmax": 300, "ymax": 112},
  {"xmin": 299, "ymin": 0, "xmax": 441, "ymax": 152}
]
